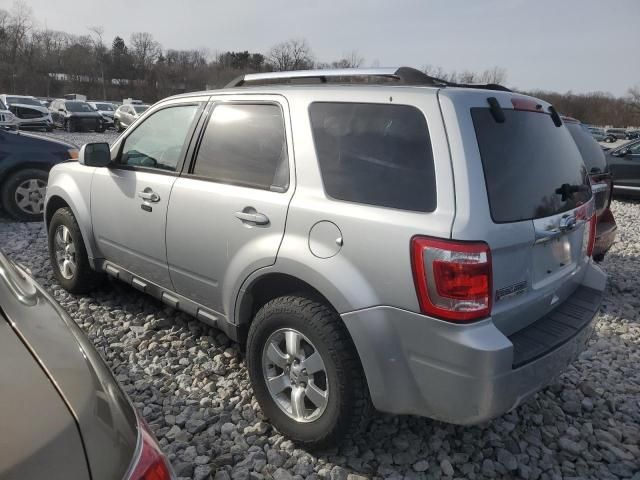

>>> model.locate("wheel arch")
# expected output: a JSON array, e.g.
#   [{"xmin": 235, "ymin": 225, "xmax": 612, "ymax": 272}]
[{"xmin": 44, "ymin": 184, "xmax": 98, "ymax": 264}]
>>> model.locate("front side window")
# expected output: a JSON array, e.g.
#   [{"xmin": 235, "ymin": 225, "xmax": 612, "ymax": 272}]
[
  {"xmin": 309, "ymin": 102, "xmax": 437, "ymax": 212},
  {"xmin": 119, "ymin": 105, "xmax": 199, "ymax": 172},
  {"xmin": 192, "ymin": 103, "xmax": 289, "ymax": 191}
]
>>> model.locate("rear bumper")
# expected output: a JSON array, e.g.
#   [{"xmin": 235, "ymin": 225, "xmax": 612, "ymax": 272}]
[{"xmin": 342, "ymin": 262, "xmax": 606, "ymax": 425}]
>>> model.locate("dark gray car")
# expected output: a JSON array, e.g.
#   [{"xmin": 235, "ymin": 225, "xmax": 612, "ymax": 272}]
[{"xmin": 0, "ymin": 251, "xmax": 175, "ymax": 480}]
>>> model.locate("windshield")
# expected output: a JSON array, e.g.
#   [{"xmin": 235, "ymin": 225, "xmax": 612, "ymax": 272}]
[
  {"xmin": 133, "ymin": 105, "xmax": 148, "ymax": 114},
  {"xmin": 66, "ymin": 101, "xmax": 95, "ymax": 113},
  {"xmin": 472, "ymin": 108, "xmax": 591, "ymax": 223},
  {"xmin": 566, "ymin": 123, "xmax": 607, "ymax": 173},
  {"xmin": 95, "ymin": 103, "xmax": 115, "ymax": 111},
  {"xmin": 6, "ymin": 96, "xmax": 41, "ymax": 107}
]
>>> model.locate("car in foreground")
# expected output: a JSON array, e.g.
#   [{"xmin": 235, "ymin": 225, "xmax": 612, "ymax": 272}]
[
  {"xmin": 606, "ymin": 137, "xmax": 640, "ymax": 197},
  {"xmin": 45, "ymin": 67, "xmax": 607, "ymax": 448},
  {"xmin": 0, "ymin": 98, "xmax": 18, "ymax": 131},
  {"xmin": 0, "ymin": 94, "xmax": 54, "ymax": 131},
  {"xmin": 0, "ymin": 250, "xmax": 175, "ymax": 479},
  {"xmin": 0, "ymin": 128, "xmax": 78, "ymax": 221},
  {"xmin": 114, "ymin": 104, "xmax": 149, "ymax": 131},
  {"xmin": 88, "ymin": 101, "xmax": 117, "ymax": 129},
  {"xmin": 49, "ymin": 99, "xmax": 107, "ymax": 133},
  {"xmin": 563, "ymin": 117, "xmax": 617, "ymax": 261}
]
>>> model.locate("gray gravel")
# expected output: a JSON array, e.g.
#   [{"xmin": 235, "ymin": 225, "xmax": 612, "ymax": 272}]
[
  {"xmin": 27, "ymin": 128, "xmax": 119, "ymax": 147},
  {"xmin": 1, "ymin": 195, "xmax": 639, "ymax": 480}
]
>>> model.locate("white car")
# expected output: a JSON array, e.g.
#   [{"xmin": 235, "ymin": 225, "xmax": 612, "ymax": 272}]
[
  {"xmin": 0, "ymin": 98, "xmax": 18, "ymax": 130},
  {"xmin": 0, "ymin": 94, "xmax": 53, "ymax": 131},
  {"xmin": 113, "ymin": 104, "xmax": 149, "ymax": 131}
]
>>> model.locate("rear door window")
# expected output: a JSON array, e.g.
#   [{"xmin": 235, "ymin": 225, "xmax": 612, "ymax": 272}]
[
  {"xmin": 192, "ymin": 103, "xmax": 289, "ymax": 191},
  {"xmin": 309, "ymin": 102, "xmax": 436, "ymax": 212},
  {"xmin": 472, "ymin": 108, "xmax": 591, "ymax": 223}
]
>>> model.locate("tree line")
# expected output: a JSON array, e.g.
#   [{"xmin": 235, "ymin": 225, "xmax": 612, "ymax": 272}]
[{"xmin": 0, "ymin": 0, "xmax": 638, "ymax": 127}]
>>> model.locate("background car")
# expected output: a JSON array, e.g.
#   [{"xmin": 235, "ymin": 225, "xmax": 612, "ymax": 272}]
[
  {"xmin": 88, "ymin": 101, "xmax": 117, "ymax": 129},
  {"xmin": 0, "ymin": 250, "xmax": 175, "ymax": 480},
  {"xmin": 606, "ymin": 128, "xmax": 636, "ymax": 141},
  {"xmin": 607, "ymin": 138, "xmax": 640, "ymax": 197},
  {"xmin": 563, "ymin": 116, "xmax": 617, "ymax": 261},
  {"xmin": 0, "ymin": 94, "xmax": 54, "ymax": 131},
  {"xmin": 114, "ymin": 104, "xmax": 149, "ymax": 131},
  {"xmin": 49, "ymin": 99, "xmax": 106, "ymax": 133},
  {"xmin": 0, "ymin": 98, "xmax": 18, "ymax": 131},
  {"xmin": 587, "ymin": 126, "xmax": 615, "ymax": 143},
  {"xmin": 0, "ymin": 128, "xmax": 77, "ymax": 221},
  {"xmin": 625, "ymin": 129, "xmax": 640, "ymax": 140}
]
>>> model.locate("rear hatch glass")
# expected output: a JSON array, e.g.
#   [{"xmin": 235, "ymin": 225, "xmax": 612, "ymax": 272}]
[
  {"xmin": 565, "ymin": 121, "xmax": 611, "ymax": 217},
  {"xmin": 471, "ymin": 108, "xmax": 591, "ymax": 223}
]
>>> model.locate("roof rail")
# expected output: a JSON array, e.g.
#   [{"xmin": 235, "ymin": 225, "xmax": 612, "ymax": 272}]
[{"xmin": 226, "ymin": 66, "xmax": 511, "ymax": 92}]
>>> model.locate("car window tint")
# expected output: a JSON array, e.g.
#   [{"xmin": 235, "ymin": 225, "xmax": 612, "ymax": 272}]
[
  {"xmin": 565, "ymin": 122, "xmax": 607, "ymax": 172},
  {"xmin": 119, "ymin": 105, "xmax": 199, "ymax": 172},
  {"xmin": 472, "ymin": 108, "xmax": 591, "ymax": 223},
  {"xmin": 192, "ymin": 103, "xmax": 289, "ymax": 191},
  {"xmin": 629, "ymin": 142, "xmax": 640, "ymax": 154},
  {"xmin": 309, "ymin": 102, "xmax": 437, "ymax": 212}
]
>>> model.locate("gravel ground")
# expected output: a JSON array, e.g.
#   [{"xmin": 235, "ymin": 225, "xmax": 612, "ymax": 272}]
[
  {"xmin": 26, "ymin": 128, "xmax": 119, "ymax": 147},
  {"xmin": 1, "ymin": 196, "xmax": 639, "ymax": 480}
]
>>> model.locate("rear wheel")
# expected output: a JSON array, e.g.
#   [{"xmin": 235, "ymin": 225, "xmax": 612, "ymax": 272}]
[
  {"xmin": 48, "ymin": 207, "xmax": 103, "ymax": 293},
  {"xmin": 1, "ymin": 168, "xmax": 48, "ymax": 222},
  {"xmin": 64, "ymin": 119, "xmax": 74, "ymax": 132},
  {"xmin": 246, "ymin": 295, "xmax": 371, "ymax": 449}
]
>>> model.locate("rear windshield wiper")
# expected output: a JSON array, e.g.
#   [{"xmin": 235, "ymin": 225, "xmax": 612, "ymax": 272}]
[{"xmin": 555, "ymin": 183, "xmax": 586, "ymax": 201}]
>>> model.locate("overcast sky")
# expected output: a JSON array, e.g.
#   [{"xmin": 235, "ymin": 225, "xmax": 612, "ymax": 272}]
[{"xmin": 6, "ymin": 0, "xmax": 639, "ymax": 96}]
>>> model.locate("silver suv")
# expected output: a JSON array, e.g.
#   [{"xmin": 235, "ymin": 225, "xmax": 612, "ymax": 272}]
[{"xmin": 44, "ymin": 67, "xmax": 606, "ymax": 448}]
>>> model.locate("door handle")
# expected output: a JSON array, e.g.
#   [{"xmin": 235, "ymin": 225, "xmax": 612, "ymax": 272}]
[
  {"xmin": 234, "ymin": 210, "xmax": 270, "ymax": 225},
  {"xmin": 138, "ymin": 190, "xmax": 160, "ymax": 203}
]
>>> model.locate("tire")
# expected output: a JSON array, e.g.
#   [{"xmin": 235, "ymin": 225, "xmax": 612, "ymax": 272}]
[
  {"xmin": 246, "ymin": 295, "xmax": 371, "ymax": 449},
  {"xmin": 48, "ymin": 207, "xmax": 103, "ymax": 293},
  {"xmin": 115, "ymin": 119, "xmax": 123, "ymax": 132},
  {"xmin": 96, "ymin": 124, "xmax": 105, "ymax": 133},
  {"xmin": 64, "ymin": 119, "xmax": 74, "ymax": 133},
  {"xmin": 1, "ymin": 168, "xmax": 48, "ymax": 222}
]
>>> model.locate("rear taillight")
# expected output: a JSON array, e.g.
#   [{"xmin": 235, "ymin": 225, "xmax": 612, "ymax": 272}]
[
  {"xmin": 411, "ymin": 237, "xmax": 492, "ymax": 322},
  {"xmin": 582, "ymin": 214, "xmax": 597, "ymax": 259},
  {"xmin": 125, "ymin": 417, "xmax": 175, "ymax": 480}
]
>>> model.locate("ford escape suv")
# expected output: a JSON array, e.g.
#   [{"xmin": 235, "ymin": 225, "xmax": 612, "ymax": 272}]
[{"xmin": 44, "ymin": 67, "xmax": 606, "ymax": 448}]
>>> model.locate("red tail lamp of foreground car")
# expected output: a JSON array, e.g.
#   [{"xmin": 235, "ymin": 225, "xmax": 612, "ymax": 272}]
[
  {"xmin": 411, "ymin": 237, "xmax": 492, "ymax": 322},
  {"xmin": 125, "ymin": 416, "xmax": 175, "ymax": 480}
]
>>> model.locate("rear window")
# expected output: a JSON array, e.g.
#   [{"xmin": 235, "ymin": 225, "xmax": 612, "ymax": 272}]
[
  {"xmin": 309, "ymin": 102, "xmax": 436, "ymax": 212},
  {"xmin": 472, "ymin": 108, "xmax": 591, "ymax": 223},
  {"xmin": 565, "ymin": 122, "xmax": 607, "ymax": 173}
]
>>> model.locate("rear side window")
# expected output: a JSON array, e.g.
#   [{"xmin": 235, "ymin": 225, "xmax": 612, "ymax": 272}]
[
  {"xmin": 472, "ymin": 108, "xmax": 591, "ymax": 223},
  {"xmin": 192, "ymin": 103, "xmax": 289, "ymax": 191},
  {"xmin": 565, "ymin": 122, "xmax": 607, "ymax": 173},
  {"xmin": 309, "ymin": 102, "xmax": 436, "ymax": 212}
]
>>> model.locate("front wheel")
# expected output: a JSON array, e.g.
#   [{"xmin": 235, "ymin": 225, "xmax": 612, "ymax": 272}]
[
  {"xmin": 1, "ymin": 168, "xmax": 48, "ymax": 222},
  {"xmin": 48, "ymin": 207, "xmax": 103, "ymax": 293},
  {"xmin": 246, "ymin": 295, "xmax": 371, "ymax": 449},
  {"xmin": 64, "ymin": 119, "xmax": 74, "ymax": 132}
]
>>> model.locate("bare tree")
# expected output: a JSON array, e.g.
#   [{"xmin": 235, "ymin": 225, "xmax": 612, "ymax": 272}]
[
  {"xmin": 267, "ymin": 38, "xmax": 314, "ymax": 71},
  {"xmin": 88, "ymin": 26, "xmax": 107, "ymax": 99},
  {"xmin": 130, "ymin": 32, "xmax": 162, "ymax": 71},
  {"xmin": 628, "ymin": 85, "xmax": 640, "ymax": 114},
  {"xmin": 331, "ymin": 50, "xmax": 365, "ymax": 68}
]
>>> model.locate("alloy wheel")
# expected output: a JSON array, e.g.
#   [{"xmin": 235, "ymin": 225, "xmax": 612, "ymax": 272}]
[
  {"xmin": 14, "ymin": 178, "xmax": 47, "ymax": 215},
  {"xmin": 54, "ymin": 225, "xmax": 77, "ymax": 280},
  {"xmin": 262, "ymin": 328, "xmax": 329, "ymax": 423}
]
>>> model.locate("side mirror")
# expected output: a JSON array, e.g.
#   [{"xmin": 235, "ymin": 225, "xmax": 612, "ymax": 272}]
[{"xmin": 79, "ymin": 142, "xmax": 111, "ymax": 167}]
